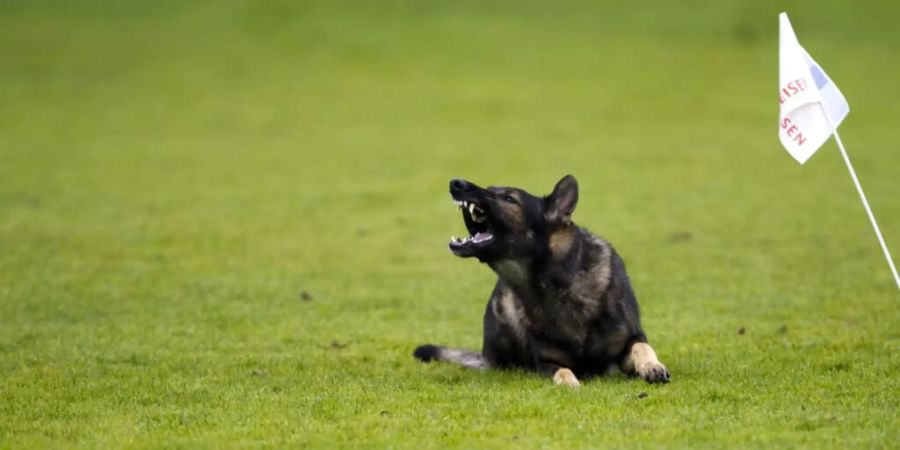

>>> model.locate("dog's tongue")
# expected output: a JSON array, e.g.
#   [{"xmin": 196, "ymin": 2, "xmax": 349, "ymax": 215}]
[{"xmin": 473, "ymin": 232, "xmax": 493, "ymax": 243}]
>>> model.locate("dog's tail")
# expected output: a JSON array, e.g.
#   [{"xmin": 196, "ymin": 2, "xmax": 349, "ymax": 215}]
[{"xmin": 413, "ymin": 344, "xmax": 488, "ymax": 370}]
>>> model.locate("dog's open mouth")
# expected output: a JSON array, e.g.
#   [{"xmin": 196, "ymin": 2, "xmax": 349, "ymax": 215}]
[{"xmin": 449, "ymin": 199, "xmax": 493, "ymax": 253}]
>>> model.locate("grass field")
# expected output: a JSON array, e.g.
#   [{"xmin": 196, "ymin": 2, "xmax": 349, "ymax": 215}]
[{"xmin": 1, "ymin": 1, "xmax": 898, "ymax": 448}]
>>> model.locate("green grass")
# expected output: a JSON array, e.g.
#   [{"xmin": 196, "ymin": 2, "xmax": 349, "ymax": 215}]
[{"xmin": 1, "ymin": 0, "xmax": 898, "ymax": 448}]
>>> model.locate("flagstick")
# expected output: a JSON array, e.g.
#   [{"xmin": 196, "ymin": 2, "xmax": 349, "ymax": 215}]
[{"xmin": 827, "ymin": 122, "xmax": 900, "ymax": 290}]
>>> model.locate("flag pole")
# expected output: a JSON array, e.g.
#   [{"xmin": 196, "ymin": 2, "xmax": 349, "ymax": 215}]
[{"xmin": 825, "ymin": 118, "xmax": 900, "ymax": 290}]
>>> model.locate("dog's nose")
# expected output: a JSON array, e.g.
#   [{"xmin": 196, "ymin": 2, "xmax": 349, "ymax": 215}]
[{"xmin": 450, "ymin": 179, "xmax": 470, "ymax": 191}]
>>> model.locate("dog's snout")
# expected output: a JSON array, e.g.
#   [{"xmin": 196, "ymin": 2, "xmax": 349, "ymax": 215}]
[{"xmin": 450, "ymin": 179, "xmax": 470, "ymax": 192}]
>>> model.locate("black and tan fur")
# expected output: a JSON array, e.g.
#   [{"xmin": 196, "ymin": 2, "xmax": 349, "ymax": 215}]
[{"xmin": 413, "ymin": 176, "xmax": 669, "ymax": 386}]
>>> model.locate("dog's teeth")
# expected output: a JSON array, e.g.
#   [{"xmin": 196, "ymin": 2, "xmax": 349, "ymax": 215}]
[{"xmin": 468, "ymin": 204, "xmax": 476, "ymax": 214}]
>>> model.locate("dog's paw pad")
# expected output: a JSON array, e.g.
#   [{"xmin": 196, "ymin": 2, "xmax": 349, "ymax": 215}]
[
  {"xmin": 638, "ymin": 362, "xmax": 670, "ymax": 384},
  {"xmin": 552, "ymin": 368, "xmax": 581, "ymax": 388}
]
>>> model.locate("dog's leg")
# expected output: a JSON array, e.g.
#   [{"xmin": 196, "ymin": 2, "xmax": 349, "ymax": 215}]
[
  {"xmin": 552, "ymin": 368, "xmax": 581, "ymax": 387},
  {"xmin": 620, "ymin": 342, "xmax": 670, "ymax": 383},
  {"xmin": 537, "ymin": 363, "xmax": 581, "ymax": 388}
]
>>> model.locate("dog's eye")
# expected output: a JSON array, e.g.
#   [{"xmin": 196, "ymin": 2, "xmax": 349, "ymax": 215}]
[{"xmin": 503, "ymin": 194, "xmax": 517, "ymax": 203}]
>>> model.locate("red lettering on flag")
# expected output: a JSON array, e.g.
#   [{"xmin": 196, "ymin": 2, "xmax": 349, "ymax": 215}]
[
  {"xmin": 779, "ymin": 78, "xmax": 807, "ymax": 105},
  {"xmin": 781, "ymin": 117, "xmax": 806, "ymax": 146}
]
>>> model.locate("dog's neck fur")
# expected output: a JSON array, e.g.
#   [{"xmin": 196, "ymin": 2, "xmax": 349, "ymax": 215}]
[{"xmin": 489, "ymin": 224, "xmax": 593, "ymax": 300}]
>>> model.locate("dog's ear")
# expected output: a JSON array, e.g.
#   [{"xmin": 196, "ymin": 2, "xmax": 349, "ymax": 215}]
[{"xmin": 545, "ymin": 175, "xmax": 578, "ymax": 226}]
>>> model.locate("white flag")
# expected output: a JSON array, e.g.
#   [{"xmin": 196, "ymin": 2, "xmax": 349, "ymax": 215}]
[{"xmin": 778, "ymin": 12, "xmax": 849, "ymax": 164}]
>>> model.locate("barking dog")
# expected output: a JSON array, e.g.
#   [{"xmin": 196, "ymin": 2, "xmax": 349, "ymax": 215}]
[{"xmin": 413, "ymin": 175, "xmax": 670, "ymax": 386}]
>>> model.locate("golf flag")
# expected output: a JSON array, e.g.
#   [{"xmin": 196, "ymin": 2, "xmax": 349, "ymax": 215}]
[
  {"xmin": 777, "ymin": 13, "xmax": 899, "ymax": 289},
  {"xmin": 778, "ymin": 12, "xmax": 849, "ymax": 164}
]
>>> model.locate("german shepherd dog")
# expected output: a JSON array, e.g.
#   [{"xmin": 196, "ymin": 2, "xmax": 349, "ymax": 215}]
[{"xmin": 413, "ymin": 175, "xmax": 670, "ymax": 386}]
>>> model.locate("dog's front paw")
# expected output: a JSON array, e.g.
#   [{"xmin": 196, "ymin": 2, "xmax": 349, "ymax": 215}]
[
  {"xmin": 637, "ymin": 361, "xmax": 670, "ymax": 384},
  {"xmin": 552, "ymin": 368, "xmax": 581, "ymax": 388}
]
